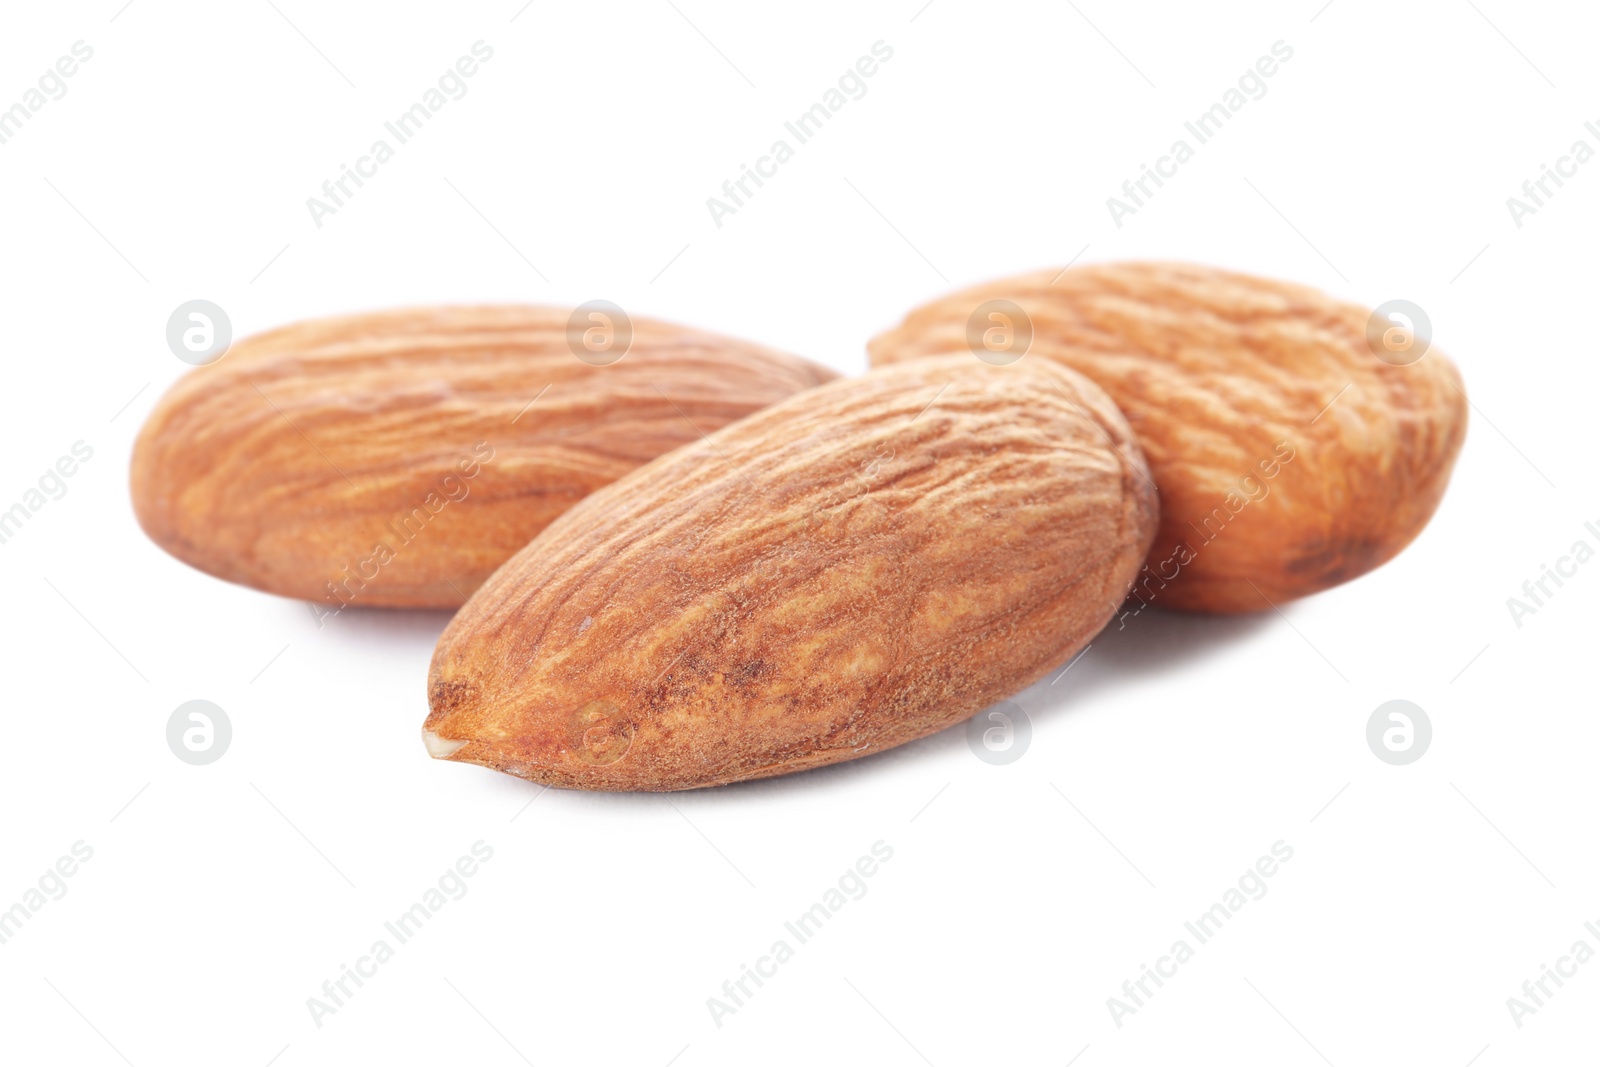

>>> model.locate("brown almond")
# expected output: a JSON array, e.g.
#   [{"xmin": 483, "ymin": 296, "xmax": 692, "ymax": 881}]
[
  {"xmin": 869, "ymin": 262, "xmax": 1467, "ymax": 613},
  {"xmin": 131, "ymin": 306, "xmax": 835, "ymax": 609},
  {"xmin": 423, "ymin": 354, "xmax": 1158, "ymax": 791}
]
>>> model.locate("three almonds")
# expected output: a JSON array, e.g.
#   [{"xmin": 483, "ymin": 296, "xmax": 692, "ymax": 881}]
[{"xmin": 132, "ymin": 263, "xmax": 1467, "ymax": 791}]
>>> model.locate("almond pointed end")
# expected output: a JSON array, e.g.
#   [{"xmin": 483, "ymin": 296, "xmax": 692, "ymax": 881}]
[{"xmin": 422, "ymin": 728, "xmax": 469, "ymax": 760}]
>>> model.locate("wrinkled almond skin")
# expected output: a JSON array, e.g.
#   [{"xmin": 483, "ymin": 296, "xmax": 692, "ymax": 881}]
[
  {"xmin": 131, "ymin": 307, "xmax": 835, "ymax": 609},
  {"xmin": 424, "ymin": 355, "xmax": 1158, "ymax": 791},
  {"xmin": 869, "ymin": 262, "xmax": 1468, "ymax": 613}
]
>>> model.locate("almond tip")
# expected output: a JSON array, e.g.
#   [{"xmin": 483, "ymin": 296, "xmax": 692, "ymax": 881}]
[{"xmin": 422, "ymin": 728, "xmax": 468, "ymax": 760}]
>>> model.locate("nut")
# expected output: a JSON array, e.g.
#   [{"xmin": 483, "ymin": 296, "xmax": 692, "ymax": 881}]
[
  {"xmin": 423, "ymin": 354, "xmax": 1158, "ymax": 791},
  {"xmin": 131, "ymin": 306, "xmax": 835, "ymax": 609},
  {"xmin": 870, "ymin": 261, "xmax": 1468, "ymax": 613}
]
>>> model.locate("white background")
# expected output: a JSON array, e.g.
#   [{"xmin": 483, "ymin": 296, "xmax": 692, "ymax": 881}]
[{"xmin": 1, "ymin": 1, "xmax": 1594, "ymax": 1064}]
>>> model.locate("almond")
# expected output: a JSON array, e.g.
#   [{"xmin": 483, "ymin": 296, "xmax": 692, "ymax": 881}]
[
  {"xmin": 869, "ymin": 262, "xmax": 1468, "ymax": 613},
  {"xmin": 423, "ymin": 355, "xmax": 1158, "ymax": 791},
  {"xmin": 131, "ymin": 306, "xmax": 835, "ymax": 609}
]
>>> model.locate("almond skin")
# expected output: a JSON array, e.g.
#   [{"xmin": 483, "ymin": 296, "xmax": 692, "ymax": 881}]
[
  {"xmin": 131, "ymin": 306, "xmax": 835, "ymax": 609},
  {"xmin": 869, "ymin": 262, "xmax": 1468, "ymax": 613},
  {"xmin": 423, "ymin": 355, "xmax": 1158, "ymax": 791}
]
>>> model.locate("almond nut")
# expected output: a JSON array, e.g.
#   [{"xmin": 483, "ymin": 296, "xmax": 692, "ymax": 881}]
[
  {"xmin": 131, "ymin": 306, "xmax": 835, "ymax": 609},
  {"xmin": 423, "ymin": 354, "xmax": 1158, "ymax": 790},
  {"xmin": 869, "ymin": 262, "xmax": 1468, "ymax": 613}
]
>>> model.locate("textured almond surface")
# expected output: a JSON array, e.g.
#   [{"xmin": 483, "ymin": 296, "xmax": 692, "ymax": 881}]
[
  {"xmin": 870, "ymin": 262, "xmax": 1468, "ymax": 613},
  {"xmin": 424, "ymin": 355, "xmax": 1158, "ymax": 791},
  {"xmin": 131, "ymin": 306, "xmax": 835, "ymax": 609}
]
